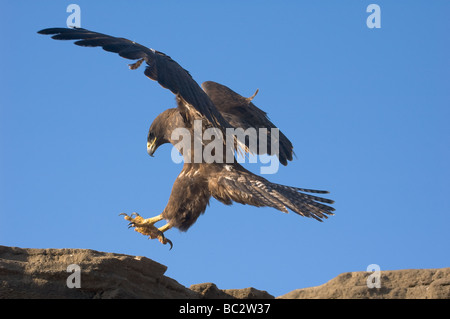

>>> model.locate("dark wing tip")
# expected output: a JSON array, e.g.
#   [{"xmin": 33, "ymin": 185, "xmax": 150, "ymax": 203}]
[
  {"xmin": 37, "ymin": 28, "xmax": 59, "ymax": 35},
  {"xmin": 37, "ymin": 27, "xmax": 87, "ymax": 35},
  {"xmin": 279, "ymin": 157, "xmax": 288, "ymax": 166}
]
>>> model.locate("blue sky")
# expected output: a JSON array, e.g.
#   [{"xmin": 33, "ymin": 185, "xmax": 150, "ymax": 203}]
[{"xmin": 1, "ymin": 1, "xmax": 449, "ymax": 297}]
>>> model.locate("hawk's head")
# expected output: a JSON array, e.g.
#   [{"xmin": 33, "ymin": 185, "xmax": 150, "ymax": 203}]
[{"xmin": 147, "ymin": 108, "xmax": 185, "ymax": 157}]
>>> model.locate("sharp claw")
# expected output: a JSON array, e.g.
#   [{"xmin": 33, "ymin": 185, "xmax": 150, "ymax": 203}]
[
  {"xmin": 119, "ymin": 213, "xmax": 127, "ymax": 217},
  {"xmin": 131, "ymin": 212, "xmax": 139, "ymax": 218},
  {"xmin": 156, "ymin": 232, "xmax": 173, "ymax": 250},
  {"xmin": 166, "ymin": 239, "xmax": 173, "ymax": 250}
]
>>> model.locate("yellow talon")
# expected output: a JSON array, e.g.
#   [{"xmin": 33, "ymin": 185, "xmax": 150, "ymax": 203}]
[{"xmin": 119, "ymin": 212, "xmax": 173, "ymax": 249}]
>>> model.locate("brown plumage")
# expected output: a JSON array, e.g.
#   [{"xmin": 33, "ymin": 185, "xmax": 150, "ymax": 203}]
[
  {"xmin": 38, "ymin": 27, "xmax": 334, "ymax": 248},
  {"xmin": 153, "ymin": 109, "xmax": 334, "ymax": 232}
]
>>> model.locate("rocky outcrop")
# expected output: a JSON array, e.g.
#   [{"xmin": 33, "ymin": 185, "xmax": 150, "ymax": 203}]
[
  {"xmin": 190, "ymin": 282, "xmax": 274, "ymax": 299},
  {"xmin": 0, "ymin": 246, "xmax": 269, "ymax": 299},
  {"xmin": 0, "ymin": 245, "xmax": 198, "ymax": 299},
  {"xmin": 1, "ymin": 246, "xmax": 448, "ymax": 299},
  {"xmin": 278, "ymin": 268, "xmax": 450, "ymax": 299}
]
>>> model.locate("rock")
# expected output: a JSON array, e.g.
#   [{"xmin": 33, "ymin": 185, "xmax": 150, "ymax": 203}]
[
  {"xmin": 189, "ymin": 283, "xmax": 274, "ymax": 299},
  {"xmin": 1, "ymin": 245, "xmax": 448, "ymax": 299},
  {"xmin": 0, "ymin": 245, "xmax": 199, "ymax": 299},
  {"xmin": 278, "ymin": 268, "xmax": 450, "ymax": 299},
  {"xmin": 222, "ymin": 287, "xmax": 274, "ymax": 299},
  {"xmin": 190, "ymin": 283, "xmax": 235, "ymax": 299},
  {"xmin": 0, "ymin": 245, "xmax": 271, "ymax": 299}
]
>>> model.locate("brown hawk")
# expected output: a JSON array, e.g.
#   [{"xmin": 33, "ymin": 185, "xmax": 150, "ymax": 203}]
[{"xmin": 38, "ymin": 28, "xmax": 335, "ymax": 249}]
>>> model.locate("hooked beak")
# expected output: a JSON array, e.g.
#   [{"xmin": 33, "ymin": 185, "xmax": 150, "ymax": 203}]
[{"xmin": 147, "ymin": 137, "xmax": 157, "ymax": 157}]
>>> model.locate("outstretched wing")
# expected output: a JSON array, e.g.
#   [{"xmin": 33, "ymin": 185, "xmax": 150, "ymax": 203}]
[
  {"xmin": 202, "ymin": 81, "xmax": 294, "ymax": 166},
  {"xmin": 210, "ymin": 164, "xmax": 334, "ymax": 222},
  {"xmin": 37, "ymin": 27, "xmax": 231, "ymax": 132}
]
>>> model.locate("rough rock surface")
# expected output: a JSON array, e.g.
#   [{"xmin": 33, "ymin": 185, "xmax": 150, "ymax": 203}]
[
  {"xmin": 1, "ymin": 246, "xmax": 448, "ymax": 299},
  {"xmin": 278, "ymin": 268, "xmax": 450, "ymax": 299},
  {"xmin": 0, "ymin": 246, "xmax": 268, "ymax": 299},
  {"xmin": 0, "ymin": 245, "xmax": 198, "ymax": 299},
  {"xmin": 190, "ymin": 282, "xmax": 274, "ymax": 299}
]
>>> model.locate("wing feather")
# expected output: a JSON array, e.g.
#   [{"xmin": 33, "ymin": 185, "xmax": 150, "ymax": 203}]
[
  {"xmin": 38, "ymin": 27, "xmax": 231, "ymax": 132},
  {"xmin": 211, "ymin": 165, "xmax": 334, "ymax": 221},
  {"xmin": 202, "ymin": 81, "xmax": 295, "ymax": 165}
]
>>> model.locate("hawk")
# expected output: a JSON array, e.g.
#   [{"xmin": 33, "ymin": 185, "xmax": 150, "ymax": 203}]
[{"xmin": 38, "ymin": 27, "xmax": 335, "ymax": 249}]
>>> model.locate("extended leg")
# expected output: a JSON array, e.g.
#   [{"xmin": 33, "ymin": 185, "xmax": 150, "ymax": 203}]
[{"xmin": 120, "ymin": 212, "xmax": 173, "ymax": 249}]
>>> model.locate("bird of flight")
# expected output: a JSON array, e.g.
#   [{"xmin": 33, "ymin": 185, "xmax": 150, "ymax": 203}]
[{"xmin": 38, "ymin": 27, "xmax": 335, "ymax": 249}]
